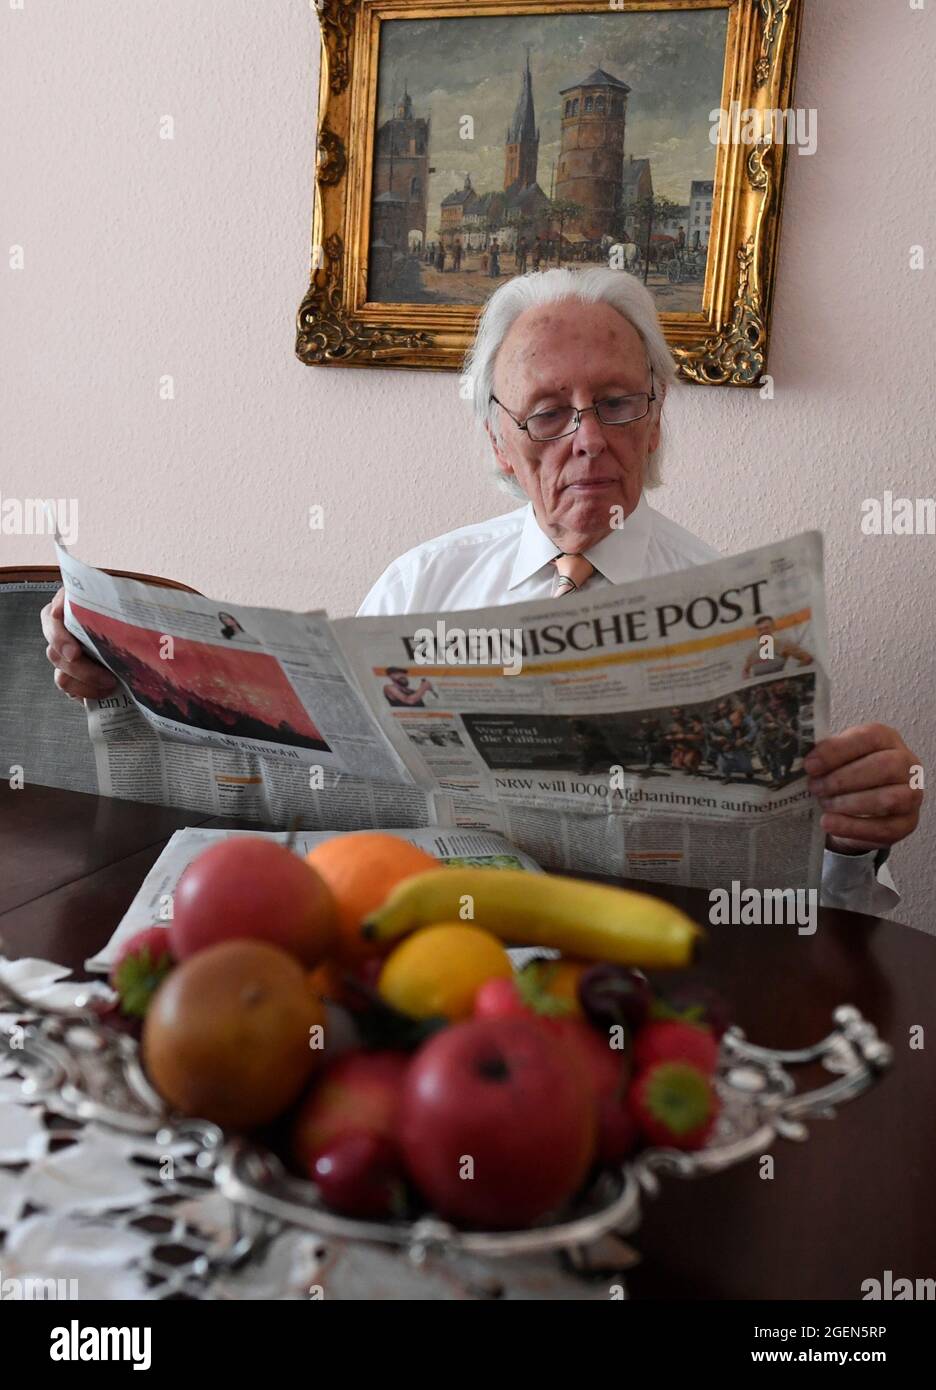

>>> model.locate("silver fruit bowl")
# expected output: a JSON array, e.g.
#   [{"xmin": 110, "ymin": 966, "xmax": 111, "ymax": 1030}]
[{"xmin": 0, "ymin": 971, "xmax": 892, "ymax": 1299}]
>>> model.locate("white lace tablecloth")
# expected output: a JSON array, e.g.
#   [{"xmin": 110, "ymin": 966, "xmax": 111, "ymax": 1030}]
[{"xmin": 0, "ymin": 958, "xmax": 324, "ymax": 1300}]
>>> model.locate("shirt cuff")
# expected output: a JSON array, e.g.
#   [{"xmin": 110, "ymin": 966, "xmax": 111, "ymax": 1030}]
[{"xmin": 820, "ymin": 846, "xmax": 900, "ymax": 917}]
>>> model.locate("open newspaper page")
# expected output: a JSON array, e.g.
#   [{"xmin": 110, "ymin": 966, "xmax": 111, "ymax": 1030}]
[
  {"xmin": 52, "ymin": 531, "xmax": 828, "ymax": 892},
  {"xmin": 333, "ymin": 532, "xmax": 829, "ymax": 892},
  {"xmin": 53, "ymin": 542, "xmax": 436, "ymax": 830}
]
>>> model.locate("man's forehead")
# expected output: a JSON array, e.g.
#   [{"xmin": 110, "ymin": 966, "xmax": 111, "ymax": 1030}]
[{"xmin": 495, "ymin": 301, "xmax": 647, "ymax": 393}]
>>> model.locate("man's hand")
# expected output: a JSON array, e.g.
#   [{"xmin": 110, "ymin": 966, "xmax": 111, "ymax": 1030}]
[
  {"xmin": 40, "ymin": 587, "xmax": 117, "ymax": 702},
  {"xmin": 805, "ymin": 724, "xmax": 923, "ymax": 853}
]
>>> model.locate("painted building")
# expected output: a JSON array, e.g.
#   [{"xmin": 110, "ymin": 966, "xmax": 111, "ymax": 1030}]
[
  {"xmin": 689, "ymin": 179, "xmax": 714, "ymax": 248},
  {"xmin": 620, "ymin": 155, "xmax": 653, "ymax": 237},
  {"xmin": 372, "ymin": 86, "xmax": 430, "ymax": 251},
  {"xmin": 555, "ymin": 67, "xmax": 630, "ymax": 240},
  {"xmin": 661, "ymin": 204, "xmax": 690, "ymax": 240}
]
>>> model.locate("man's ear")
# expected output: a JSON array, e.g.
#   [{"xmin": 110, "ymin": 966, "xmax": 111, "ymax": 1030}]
[
  {"xmin": 647, "ymin": 379, "xmax": 665, "ymax": 454},
  {"xmin": 485, "ymin": 419, "xmax": 514, "ymax": 481}
]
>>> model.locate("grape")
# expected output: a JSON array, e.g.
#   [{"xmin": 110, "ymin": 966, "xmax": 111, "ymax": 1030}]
[{"xmin": 578, "ymin": 965, "xmax": 652, "ymax": 1034}]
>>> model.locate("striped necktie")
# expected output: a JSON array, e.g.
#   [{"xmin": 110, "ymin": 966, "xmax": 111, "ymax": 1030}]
[{"xmin": 551, "ymin": 552, "xmax": 596, "ymax": 597}]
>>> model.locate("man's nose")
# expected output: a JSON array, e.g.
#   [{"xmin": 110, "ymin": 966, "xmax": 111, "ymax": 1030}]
[{"xmin": 572, "ymin": 408, "xmax": 608, "ymax": 454}]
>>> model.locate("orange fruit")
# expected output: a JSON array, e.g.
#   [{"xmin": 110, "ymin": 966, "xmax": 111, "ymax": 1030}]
[
  {"xmin": 520, "ymin": 958, "xmax": 589, "ymax": 1017},
  {"xmin": 378, "ymin": 923, "xmax": 513, "ymax": 1021},
  {"xmin": 305, "ymin": 833, "xmax": 438, "ymax": 967},
  {"xmin": 142, "ymin": 939, "xmax": 326, "ymax": 1130}
]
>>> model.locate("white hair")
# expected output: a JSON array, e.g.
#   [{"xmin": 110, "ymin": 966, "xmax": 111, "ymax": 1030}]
[{"xmin": 462, "ymin": 266, "xmax": 677, "ymax": 499}]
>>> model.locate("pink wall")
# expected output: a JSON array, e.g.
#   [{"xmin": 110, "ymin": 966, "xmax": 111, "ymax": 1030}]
[{"xmin": 2, "ymin": 0, "xmax": 934, "ymax": 925}]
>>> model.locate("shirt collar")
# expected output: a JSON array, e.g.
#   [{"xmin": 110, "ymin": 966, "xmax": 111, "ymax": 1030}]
[{"xmin": 507, "ymin": 493, "xmax": 654, "ymax": 590}]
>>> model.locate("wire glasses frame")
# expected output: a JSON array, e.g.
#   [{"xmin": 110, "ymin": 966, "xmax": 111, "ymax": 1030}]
[{"xmin": 490, "ymin": 369, "xmax": 657, "ymax": 442}]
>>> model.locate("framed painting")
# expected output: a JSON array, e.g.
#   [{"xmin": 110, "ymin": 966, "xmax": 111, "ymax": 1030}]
[{"xmin": 297, "ymin": 0, "xmax": 802, "ymax": 385}]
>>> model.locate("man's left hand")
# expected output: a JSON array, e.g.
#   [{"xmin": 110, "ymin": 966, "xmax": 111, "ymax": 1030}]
[{"xmin": 805, "ymin": 724, "xmax": 923, "ymax": 854}]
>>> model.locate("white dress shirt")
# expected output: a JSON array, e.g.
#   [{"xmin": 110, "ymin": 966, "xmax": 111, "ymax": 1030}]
[
  {"xmin": 358, "ymin": 494, "xmax": 898, "ymax": 918},
  {"xmin": 358, "ymin": 492, "xmax": 719, "ymax": 614}
]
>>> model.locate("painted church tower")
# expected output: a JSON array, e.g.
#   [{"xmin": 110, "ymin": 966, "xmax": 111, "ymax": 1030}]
[{"xmin": 504, "ymin": 53, "xmax": 539, "ymax": 191}]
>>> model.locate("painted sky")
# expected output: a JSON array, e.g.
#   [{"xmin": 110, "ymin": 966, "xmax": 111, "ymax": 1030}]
[{"xmin": 376, "ymin": 8, "xmax": 728, "ymax": 228}]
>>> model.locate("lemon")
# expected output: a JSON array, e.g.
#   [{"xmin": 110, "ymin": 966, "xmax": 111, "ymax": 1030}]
[{"xmin": 377, "ymin": 923, "xmax": 513, "ymax": 1021}]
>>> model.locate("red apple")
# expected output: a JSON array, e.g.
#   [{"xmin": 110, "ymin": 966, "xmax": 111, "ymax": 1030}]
[
  {"xmin": 398, "ymin": 1017, "xmax": 597, "ymax": 1229},
  {"xmin": 471, "ymin": 991, "xmax": 638, "ymax": 1166},
  {"xmin": 593, "ymin": 1085, "xmax": 640, "ymax": 1164},
  {"xmin": 292, "ymin": 1049, "xmax": 410, "ymax": 1174},
  {"xmin": 544, "ymin": 1017, "xmax": 638, "ymax": 1164},
  {"xmin": 168, "ymin": 838, "xmax": 337, "ymax": 968}
]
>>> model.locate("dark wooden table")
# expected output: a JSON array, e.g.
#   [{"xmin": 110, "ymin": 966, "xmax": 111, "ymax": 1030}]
[{"xmin": 2, "ymin": 782, "xmax": 934, "ymax": 1300}]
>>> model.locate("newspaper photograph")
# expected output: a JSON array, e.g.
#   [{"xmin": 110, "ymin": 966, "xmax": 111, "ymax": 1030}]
[{"xmin": 53, "ymin": 530, "xmax": 828, "ymax": 892}]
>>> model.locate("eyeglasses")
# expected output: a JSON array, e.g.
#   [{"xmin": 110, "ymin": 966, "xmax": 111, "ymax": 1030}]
[{"xmin": 490, "ymin": 370, "xmax": 656, "ymax": 442}]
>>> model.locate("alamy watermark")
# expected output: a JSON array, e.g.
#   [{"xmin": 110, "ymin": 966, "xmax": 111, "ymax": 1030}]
[
  {"xmin": 709, "ymin": 881, "xmax": 818, "ymax": 936},
  {"xmin": 0, "ymin": 495, "xmax": 78, "ymax": 545},
  {"xmin": 709, "ymin": 102, "xmax": 818, "ymax": 156},
  {"xmin": 49, "ymin": 1321, "xmax": 152, "ymax": 1368},
  {"xmin": 861, "ymin": 1270, "xmax": 935, "ymax": 1300},
  {"xmin": 406, "ymin": 620, "xmax": 524, "ymax": 677},
  {"xmin": 861, "ymin": 492, "xmax": 936, "ymax": 535},
  {"xmin": 0, "ymin": 1268, "xmax": 78, "ymax": 1300}
]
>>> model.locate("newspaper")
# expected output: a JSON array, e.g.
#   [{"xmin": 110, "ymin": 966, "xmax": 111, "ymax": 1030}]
[
  {"xmin": 53, "ymin": 529, "xmax": 828, "ymax": 893},
  {"xmin": 51, "ymin": 552, "xmax": 438, "ymax": 831},
  {"xmin": 86, "ymin": 825, "xmax": 544, "ymax": 973}
]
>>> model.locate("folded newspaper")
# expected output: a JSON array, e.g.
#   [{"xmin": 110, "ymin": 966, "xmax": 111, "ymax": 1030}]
[
  {"xmin": 54, "ymin": 530, "xmax": 828, "ymax": 894},
  {"xmin": 86, "ymin": 825, "xmax": 544, "ymax": 973}
]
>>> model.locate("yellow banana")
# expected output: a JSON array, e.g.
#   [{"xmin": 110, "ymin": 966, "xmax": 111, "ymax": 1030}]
[{"xmin": 362, "ymin": 868, "xmax": 701, "ymax": 969}]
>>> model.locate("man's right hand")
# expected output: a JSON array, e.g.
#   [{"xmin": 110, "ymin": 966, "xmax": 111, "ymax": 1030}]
[{"xmin": 40, "ymin": 586, "xmax": 117, "ymax": 701}]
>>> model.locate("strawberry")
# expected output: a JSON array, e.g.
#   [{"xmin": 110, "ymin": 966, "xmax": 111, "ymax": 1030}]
[
  {"xmin": 632, "ymin": 1019, "xmax": 719, "ymax": 1075},
  {"xmin": 474, "ymin": 976, "xmax": 529, "ymax": 1019},
  {"xmin": 109, "ymin": 926, "xmax": 175, "ymax": 1018},
  {"xmin": 653, "ymin": 982, "xmax": 732, "ymax": 1040},
  {"xmin": 474, "ymin": 962, "xmax": 577, "ymax": 1022},
  {"xmin": 629, "ymin": 1061, "xmax": 719, "ymax": 1150}
]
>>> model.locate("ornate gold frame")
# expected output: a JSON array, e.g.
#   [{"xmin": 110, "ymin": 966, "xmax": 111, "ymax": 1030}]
[{"xmin": 297, "ymin": 0, "xmax": 802, "ymax": 385}]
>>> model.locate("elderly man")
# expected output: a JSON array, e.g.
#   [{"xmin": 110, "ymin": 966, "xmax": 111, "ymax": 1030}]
[
  {"xmin": 355, "ymin": 268, "xmax": 921, "ymax": 915},
  {"xmin": 42, "ymin": 268, "xmax": 921, "ymax": 914}
]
